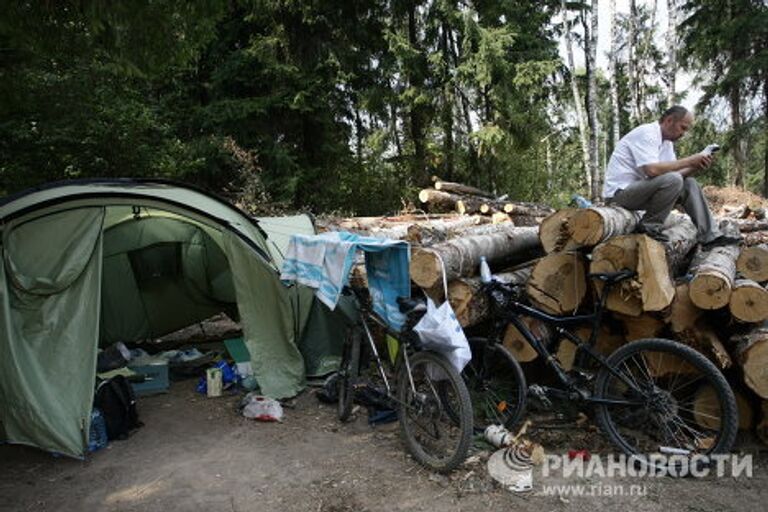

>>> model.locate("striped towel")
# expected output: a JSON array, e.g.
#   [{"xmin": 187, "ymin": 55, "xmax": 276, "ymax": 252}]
[{"xmin": 280, "ymin": 232, "xmax": 410, "ymax": 330}]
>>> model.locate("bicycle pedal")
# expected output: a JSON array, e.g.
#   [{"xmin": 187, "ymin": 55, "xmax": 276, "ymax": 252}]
[{"xmin": 528, "ymin": 384, "xmax": 553, "ymax": 409}]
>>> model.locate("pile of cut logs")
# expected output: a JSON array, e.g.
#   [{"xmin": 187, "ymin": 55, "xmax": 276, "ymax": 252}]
[{"xmin": 321, "ymin": 182, "xmax": 768, "ymax": 444}]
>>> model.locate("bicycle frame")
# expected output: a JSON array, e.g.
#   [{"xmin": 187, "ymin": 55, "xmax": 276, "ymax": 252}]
[
  {"xmin": 346, "ymin": 286, "xmax": 418, "ymax": 401},
  {"xmin": 488, "ymin": 281, "xmax": 645, "ymax": 406}
]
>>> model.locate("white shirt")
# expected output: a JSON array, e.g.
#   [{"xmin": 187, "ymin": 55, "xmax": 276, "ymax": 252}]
[{"xmin": 603, "ymin": 122, "xmax": 677, "ymax": 198}]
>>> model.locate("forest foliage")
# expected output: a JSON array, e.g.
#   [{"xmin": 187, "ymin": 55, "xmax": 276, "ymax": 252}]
[{"xmin": 0, "ymin": 1, "xmax": 765, "ymax": 214}]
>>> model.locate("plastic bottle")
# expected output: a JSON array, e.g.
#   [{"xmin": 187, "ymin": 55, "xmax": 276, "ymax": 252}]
[
  {"xmin": 88, "ymin": 408, "xmax": 108, "ymax": 452},
  {"xmin": 480, "ymin": 256, "xmax": 492, "ymax": 283}
]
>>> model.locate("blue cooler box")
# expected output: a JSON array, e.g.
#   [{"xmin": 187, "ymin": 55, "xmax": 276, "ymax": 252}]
[{"xmin": 128, "ymin": 363, "xmax": 169, "ymax": 396}]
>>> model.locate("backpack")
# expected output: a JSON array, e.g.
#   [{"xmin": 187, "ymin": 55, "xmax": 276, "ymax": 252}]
[{"xmin": 94, "ymin": 375, "xmax": 143, "ymax": 440}]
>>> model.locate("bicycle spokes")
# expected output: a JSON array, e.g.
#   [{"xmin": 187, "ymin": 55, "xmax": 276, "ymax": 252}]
[{"xmin": 600, "ymin": 347, "xmax": 727, "ymax": 456}]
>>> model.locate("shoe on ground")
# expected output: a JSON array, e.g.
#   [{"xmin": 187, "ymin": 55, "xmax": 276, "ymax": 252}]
[{"xmin": 701, "ymin": 234, "xmax": 743, "ymax": 250}]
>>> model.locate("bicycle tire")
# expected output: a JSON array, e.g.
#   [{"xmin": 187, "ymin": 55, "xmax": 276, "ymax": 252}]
[
  {"xmin": 337, "ymin": 329, "xmax": 361, "ymax": 422},
  {"xmin": 463, "ymin": 337, "xmax": 527, "ymax": 432},
  {"xmin": 396, "ymin": 350, "xmax": 473, "ymax": 473},
  {"xmin": 594, "ymin": 338, "xmax": 737, "ymax": 466}
]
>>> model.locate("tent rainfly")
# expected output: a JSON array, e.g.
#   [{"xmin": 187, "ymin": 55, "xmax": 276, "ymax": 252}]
[{"xmin": 0, "ymin": 179, "xmax": 344, "ymax": 457}]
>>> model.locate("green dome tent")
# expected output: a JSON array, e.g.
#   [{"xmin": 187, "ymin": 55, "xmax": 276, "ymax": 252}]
[{"xmin": 0, "ymin": 179, "xmax": 343, "ymax": 457}]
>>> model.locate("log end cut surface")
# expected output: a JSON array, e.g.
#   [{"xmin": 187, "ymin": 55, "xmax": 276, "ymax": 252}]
[
  {"xmin": 729, "ymin": 281, "xmax": 768, "ymax": 323},
  {"xmin": 689, "ymin": 274, "xmax": 733, "ymax": 310},
  {"xmin": 409, "ymin": 249, "xmax": 442, "ymax": 289}
]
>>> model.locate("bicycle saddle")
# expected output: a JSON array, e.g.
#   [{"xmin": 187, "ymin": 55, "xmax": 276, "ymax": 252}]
[
  {"xmin": 396, "ymin": 296, "xmax": 427, "ymax": 315},
  {"xmin": 588, "ymin": 269, "xmax": 637, "ymax": 284}
]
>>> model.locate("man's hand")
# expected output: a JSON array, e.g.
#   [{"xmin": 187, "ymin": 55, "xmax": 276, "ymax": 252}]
[{"xmin": 679, "ymin": 153, "xmax": 714, "ymax": 177}]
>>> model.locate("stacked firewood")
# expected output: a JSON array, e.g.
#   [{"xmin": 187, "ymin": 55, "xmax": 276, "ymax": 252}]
[
  {"xmin": 418, "ymin": 178, "xmax": 554, "ymax": 227},
  {"xmin": 417, "ymin": 204, "xmax": 768, "ymax": 443},
  {"xmin": 321, "ymin": 184, "xmax": 768, "ymax": 444}
]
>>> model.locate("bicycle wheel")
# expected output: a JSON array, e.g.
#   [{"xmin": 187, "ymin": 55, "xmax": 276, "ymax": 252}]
[
  {"xmin": 463, "ymin": 337, "xmax": 527, "ymax": 432},
  {"xmin": 337, "ymin": 329, "xmax": 361, "ymax": 422},
  {"xmin": 594, "ymin": 338, "xmax": 737, "ymax": 465},
  {"xmin": 396, "ymin": 350, "xmax": 473, "ymax": 473}
]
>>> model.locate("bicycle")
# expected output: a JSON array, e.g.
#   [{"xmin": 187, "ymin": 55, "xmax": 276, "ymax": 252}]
[
  {"xmin": 464, "ymin": 268, "xmax": 738, "ymax": 468},
  {"xmin": 335, "ymin": 284, "xmax": 473, "ymax": 473}
]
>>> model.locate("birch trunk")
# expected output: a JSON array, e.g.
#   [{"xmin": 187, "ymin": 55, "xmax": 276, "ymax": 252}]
[
  {"xmin": 586, "ymin": 1, "xmax": 600, "ymax": 201},
  {"xmin": 665, "ymin": 0, "xmax": 678, "ymax": 105},
  {"xmin": 562, "ymin": 0, "xmax": 592, "ymax": 192},
  {"xmin": 609, "ymin": 0, "xmax": 620, "ymax": 148}
]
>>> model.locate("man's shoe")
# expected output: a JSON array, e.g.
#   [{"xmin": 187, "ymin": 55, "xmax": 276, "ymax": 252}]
[
  {"xmin": 701, "ymin": 234, "xmax": 743, "ymax": 250},
  {"xmin": 636, "ymin": 224, "xmax": 670, "ymax": 243}
]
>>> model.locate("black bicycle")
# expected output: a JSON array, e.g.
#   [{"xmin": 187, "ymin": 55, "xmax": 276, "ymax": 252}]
[
  {"xmin": 465, "ymin": 268, "xmax": 738, "ymax": 467},
  {"xmin": 334, "ymin": 285, "xmax": 473, "ymax": 473}
]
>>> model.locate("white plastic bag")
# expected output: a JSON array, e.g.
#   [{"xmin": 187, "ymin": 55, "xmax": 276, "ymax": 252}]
[
  {"xmin": 413, "ymin": 297, "xmax": 471, "ymax": 373},
  {"xmin": 242, "ymin": 394, "xmax": 284, "ymax": 422}
]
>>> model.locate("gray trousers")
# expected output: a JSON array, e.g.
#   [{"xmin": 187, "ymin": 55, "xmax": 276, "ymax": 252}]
[{"xmin": 610, "ymin": 173, "xmax": 720, "ymax": 243}]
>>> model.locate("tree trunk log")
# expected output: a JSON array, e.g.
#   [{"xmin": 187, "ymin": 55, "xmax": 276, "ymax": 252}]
[
  {"xmin": 590, "ymin": 234, "xmax": 675, "ymax": 315},
  {"xmin": 615, "ymin": 312, "xmax": 666, "ymax": 341},
  {"xmin": 502, "ymin": 202, "xmax": 555, "ymax": 217},
  {"xmin": 729, "ymin": 279, "xmax": 768, "ymax": 324},
  {"xmin": 745, "ymin": 231, "xmax": 768, "ymax": 246},
  {"xmin": 556, "ymin": 326, "xmax": 624, "ymax": 371},
  {"xmin": 736, "ymin": 244, "xmax": 768, "ymax": 282},
  {"xmin": 569, "ymin": 206, "xmax": 638, "ymax": 247},
  {"xmin": 693, "ymin": 385, "xmax": 753, "ymax": 430},
  {"xmin": 434, "ymin": 180, "xmax": 494, "ymax": 198},
  {"xmin": 447, "ymin": 268, "xmax": 532, "ymax": 327},
  {"xmin": 502, "ymin": 317, "xmax": 547, "ymax": 362},
  {"xmin": 734, "ymin": 324, "xmax": 768, "ymax": 399},
  {"xmin": 733, "ymin": 219, "xmax": 768, "ymax": 232},
  {"xmin": 539, "ymin": 208, "xmax": 581, "ymax": 253},
  {"xmin": 409, "ymin": 226, "xmax": 540, "ymax": 289},
  {"xmin": 526, "ymin": 252, "xmax": 588, "ymax": 315},
  {"xmin": 418, "ymin": 188, "xmax": 464, "ymax": 212},
  {"xmin": 666, "ymin": 283, "xmax": 702, "ymax": 334},
  {"xmin": 660, "ymin": 212, "xmax": 699, "ymax": 277},
  {"xmin": 689, "ymin": 244, "xmax": 741, "ymax": 310},
  {"xmin": 456, "ymin": 197, "xmax": 486, "ymax": 215}
]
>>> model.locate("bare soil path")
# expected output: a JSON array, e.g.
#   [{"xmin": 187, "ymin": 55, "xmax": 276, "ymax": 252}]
[{"xmin": 1, "ymin": 381, "xmax": 766, "ymax": 512}]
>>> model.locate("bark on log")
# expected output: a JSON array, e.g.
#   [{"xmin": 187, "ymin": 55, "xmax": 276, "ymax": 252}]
[
  {"xmin": 733, "ymin": 324, "xmax": 768, "ymax": 399},
  {"xmin": 569, "ymin": 206, "xmax": 638, "ymax": 247},
  {"xmin": 402, "ymin": 216, "xmax": 489, "ymax": 245},
  {"xmin": 539, "ymin": 209, "xmax": 581, "ymax": 253},
  {"xmin": 729, "ymin": 279, "xmax": 768, "ymax": 324},
  {"xmin": 693, "ymin": 385, "xmax": 754, "ymax": 430},
  {"xmin": 456, "ymin": 197, "xmax": 485, "ymax": 215},
  {"xmin": 434, "ymin": 180, "xmax": 495, "ymax": 198},
  {"xmin": 418, "ymin": 188, "xmax": 464, "ymax": 212},
  {"xmin": 448, "ymin": 267, "xmax": 532, "ymax": 327},
  {"xmin": 659, "ymin": 213, "xmax": 699, "ymax": 277},
  {"xmin": 745, "ymin": 231, "xmax": 768, "ymax": 246},
  {"xmin": 503, "ymin": 202, "xmax": 555, "ymax": 217},
  {"xmin": 526, "ymin": 252, "xmax": 587, "ymax": 315},
  {"xmin": 732, "ymin": 219, "xmax": 768, "ymax": 232},
  {"xmin": 689, "ymin": 243, "xmax": 741, "ymax": 310},
  {"xmin": 736, "ymin": 244, "xmax": 768, "ymax": 282},
  {"xmin": 409, "ymin": 226, "xmax": 540, "ymax": 289}
]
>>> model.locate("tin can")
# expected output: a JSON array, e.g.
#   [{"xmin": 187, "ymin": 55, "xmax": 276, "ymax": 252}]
[{"xmin": 484, "ymin": 424, "xmax": 513, "ymax": 447}]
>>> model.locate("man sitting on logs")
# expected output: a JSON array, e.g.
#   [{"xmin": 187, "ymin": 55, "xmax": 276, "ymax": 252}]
[{"xmin": 603, "ymin": 105, "xmax": 741, "ymax": 248}]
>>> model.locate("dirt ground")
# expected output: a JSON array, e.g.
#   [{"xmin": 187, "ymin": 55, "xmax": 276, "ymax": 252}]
[{"xmin": 1, "ymin": 380, "xmax": 766, "ymax": 512}]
